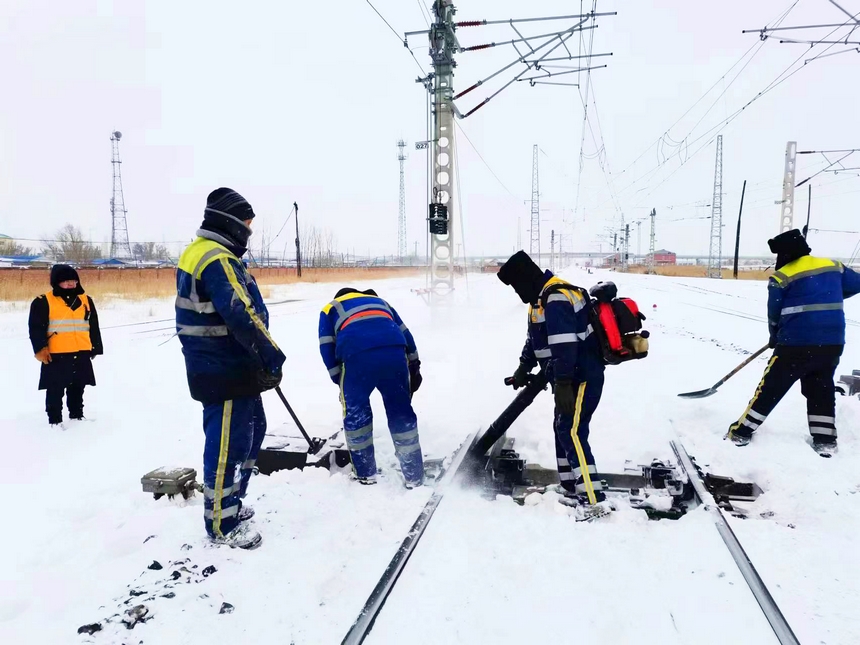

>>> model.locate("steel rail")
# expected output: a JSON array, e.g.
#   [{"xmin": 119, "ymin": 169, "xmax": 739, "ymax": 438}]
[
  {"xmin": 670, "ymin": 440, "xmax": 801, "ymax": 645},
  {"xmin": 340, "ymin": 432, "xmax": 479, "ymax": 645}
]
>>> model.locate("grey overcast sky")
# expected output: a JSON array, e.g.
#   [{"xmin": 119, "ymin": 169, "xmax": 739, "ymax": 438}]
[{"xmin": 1, "ymin": 0, "xmax": 859, "ymax": 259}]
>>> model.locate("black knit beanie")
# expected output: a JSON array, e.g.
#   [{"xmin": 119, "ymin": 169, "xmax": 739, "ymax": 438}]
[{"xmin": 198, "ymin": 188, "xmax": 255, "ymax": 255}]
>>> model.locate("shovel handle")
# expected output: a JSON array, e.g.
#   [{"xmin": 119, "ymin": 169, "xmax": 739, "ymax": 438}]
[{"xmin": 715, "ymin": 344, "xmax": 770, "ymax": 388}]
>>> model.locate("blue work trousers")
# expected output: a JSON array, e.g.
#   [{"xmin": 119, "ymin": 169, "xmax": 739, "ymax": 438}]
[
  {"xmin": 340, "ymin": 346, "xmax": 423, "ymax": 483},
  {"xmin": 553, "ymin": 373, "xmax": 605, "ymax": 504},
  {"xmin": 202, "ymin": 395, "xmax": 267, "ymax": 538}
]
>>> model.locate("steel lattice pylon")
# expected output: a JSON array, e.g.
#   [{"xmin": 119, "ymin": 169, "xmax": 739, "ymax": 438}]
[
  {"xmin": 530, "ymin": 144, "xmax": 539, "ymax": 259},
  {"xmin": 110, "ymin": 131, "xmax": 132, "ymax": 259},
  {"xmin": 707, "ymin": 135, "xmax": 724, "ymax": 279},
  {"xmin": 397, "ymin": 139, "xmax": 407, "ymax": 261},
  {"xmin": 647, "ymin": 208, "xmax": 656, "ymax": 274}
]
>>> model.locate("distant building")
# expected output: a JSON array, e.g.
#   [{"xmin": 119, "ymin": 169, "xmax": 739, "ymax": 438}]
[
  {"xmin": 601, "ymin": 253, "xmax": 620, "ymax": 268},
  {"xmin": 653, "ymin": 249, "xmax": 677, "ymax": 265}
]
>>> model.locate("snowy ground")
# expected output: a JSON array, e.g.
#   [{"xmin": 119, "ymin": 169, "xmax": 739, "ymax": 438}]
[{"xmin": 2, "ymin": 269, "xmax": 859, "ymax": 644}]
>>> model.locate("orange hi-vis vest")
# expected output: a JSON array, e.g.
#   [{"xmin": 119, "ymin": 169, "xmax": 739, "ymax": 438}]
[{"xmin": 45, "ymin": 291, "xmax": 93, "ymax": 353}]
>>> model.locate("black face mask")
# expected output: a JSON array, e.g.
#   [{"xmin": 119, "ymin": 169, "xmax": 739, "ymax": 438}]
[
  {"xmin": 198, "ymin": 209, "xmax": 252, "ymax": 256},
  {"xmin": 511, "ymin": 279, "xmax": 544, "ymax": 305}
]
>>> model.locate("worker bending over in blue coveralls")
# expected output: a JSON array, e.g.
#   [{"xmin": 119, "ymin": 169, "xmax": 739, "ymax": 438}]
[
  {"xmin": 319, "ymin": 288, "xmax": 424, "ymax": 487},
  {"xmin": 498, "ymin": 251, "xmax": 608, "ymax": 512}
]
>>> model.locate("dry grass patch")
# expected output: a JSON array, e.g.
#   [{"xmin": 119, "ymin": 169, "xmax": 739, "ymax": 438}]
[
  {"xmin": 0, "ymin": 267, "xmax": 423, "ymax": 302},
  {"xmin": 626, "ymin": 265, "xmax": 772, "ymax": 281}
]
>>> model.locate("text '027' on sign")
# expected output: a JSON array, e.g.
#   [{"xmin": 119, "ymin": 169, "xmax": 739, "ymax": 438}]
[{"xmin": 415, "ymin": 141, "xmax": 430, "ymax": 150}]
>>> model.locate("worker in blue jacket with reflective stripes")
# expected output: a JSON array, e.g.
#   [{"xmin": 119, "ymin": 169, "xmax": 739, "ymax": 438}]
[
  {"xmin": 498, "ymin": 251, "xmax": 608, "ymax": 512},
  {"xmin": 319, "ymin": 288, "xmax": 423, "ymax": 487},
  {"xmin": 176, "ymin": 188, "xmax": 285, "ymax": 549},
  {"xmin": 729, "ymin": 229, "xmax": 860, "ymax": 456}
]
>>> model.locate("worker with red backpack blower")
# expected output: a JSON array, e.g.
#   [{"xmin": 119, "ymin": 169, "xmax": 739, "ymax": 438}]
[
  {"xmin": 498, "ymin": 251, "xmax": 609, "ymax": 515},
  {"xmin": 498, "ymin": 252, "xmax": 649, "ymax": 517}
]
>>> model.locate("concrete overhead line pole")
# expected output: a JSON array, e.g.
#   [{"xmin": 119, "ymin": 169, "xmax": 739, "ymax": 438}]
[{"xmin": 405, "ymin": 3, "xmax": 616, "ymax": 299}]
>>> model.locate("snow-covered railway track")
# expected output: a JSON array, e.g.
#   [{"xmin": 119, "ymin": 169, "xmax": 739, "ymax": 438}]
[
  {"xmin": 341, "ymin": 438, "xmax": 802, "ymax": 645},
  {"xmin": 671, "ymin": 440, "xmax": 800, "ymax": 645}
]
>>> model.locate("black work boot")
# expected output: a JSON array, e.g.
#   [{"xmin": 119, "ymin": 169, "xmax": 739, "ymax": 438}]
[{"xmin": 810, "ymin": 435, "xmax": 837, "ymax": 458}]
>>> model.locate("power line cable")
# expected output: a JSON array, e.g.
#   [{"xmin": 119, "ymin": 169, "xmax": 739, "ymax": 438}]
[
  {"xmin": 628, "ymin": 14, "xmax": 860, "ymax": 209},
  {"xmin": 594, "ymin": 6, "xmax": 856, "ymax": 216},
  {"xmin": 364, "ymin": 0, "xmax": 427, "ymax": 74},
  {"xmin": 416, "ymin": 0, "xmax": 431, "ymax": 27},
  {"xmin": 454, "ymin": 120, "xmax": 520, "ymax": 200},
  {"xmin": 598, "ymin": 0, "xmax": 802, "ymax": 201}
]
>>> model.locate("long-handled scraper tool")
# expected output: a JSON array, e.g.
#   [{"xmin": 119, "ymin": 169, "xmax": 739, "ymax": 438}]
[{"xmin": 274, "ymin": 386, "xmax": 327, "ymax": 454}]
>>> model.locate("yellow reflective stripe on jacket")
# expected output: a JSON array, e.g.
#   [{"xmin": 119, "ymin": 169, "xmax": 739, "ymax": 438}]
[
  {"xmin": 45, "ymin": 292, "xmax": 92, "ymax": 353},
  {"xmin": 178, "ymin": 238, "xmax": 237, "ymax": 278},
  {"xmin": 771, "ymin": 256, "xmax": 842, "ymax": 287},
  {"xmin": 219, "ymin": 257, "xmax": 281, "ymax": 352},
  {"xmin": 542, "ymin": 276, "xmax": 584, "ymax": 307},
  {"xmin": 321, "ymin": 291, "xmax": 369, "ymax": 315}
]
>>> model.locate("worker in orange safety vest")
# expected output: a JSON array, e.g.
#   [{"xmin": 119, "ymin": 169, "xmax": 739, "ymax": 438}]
[{"xmin": 28, "ymin": 264, "xmax": 103, "ymax": 428}]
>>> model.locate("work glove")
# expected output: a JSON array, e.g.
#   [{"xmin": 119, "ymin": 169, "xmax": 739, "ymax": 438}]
[
  {"xmin": 256, "ymin": 368, "xmax": 282, "ymax": 392},
  {"xmin": 510, "ymin": 363, "xmax": 531, "ymax": 390},
  {"xmin": 331, "ymin": 365, "xmax": 342, "ymax": 385},
  {"xmin": 35, "ymin": 347, "xmax": 51, "ymax": 364},
  {"xmin": 554, "ymin": 380, "xmax": 577, "ymax": 415},
  {"xmin": 768, "ymin": 337, "xmax": 777, "ymax": 349},
  {"xmin": 409, "ymin": 360, "xmax": 423, "ymax": 394}
]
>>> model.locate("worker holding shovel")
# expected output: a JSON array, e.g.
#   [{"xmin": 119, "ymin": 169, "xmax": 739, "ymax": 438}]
[{"xmin": 726, "ymin": 230, "xmax": 860, "ymax": 457}]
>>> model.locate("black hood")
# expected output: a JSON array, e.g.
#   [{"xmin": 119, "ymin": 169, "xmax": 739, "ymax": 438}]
[
  {"xmin": 497, "ymin": 250, "xmax": 549, "ymax": 305},
  {"xmin": 49, "ymin": 264, "xmax": 84, "ymax": 302},
  {"xmin": 768, "ymin": 229, "xmax": 811, "ymax": 270}
]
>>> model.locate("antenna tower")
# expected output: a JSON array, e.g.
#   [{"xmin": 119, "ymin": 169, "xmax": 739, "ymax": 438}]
[
  {"xmin": 707, "ymin": 135, "xmax": 724, "ymax": 279},
  {"xmin": 530, "ymin": 144, "xmax": 540, "ymax": 259},
  {"xmin": 647, "ymin": 208, "xmax": 656, "ymax": 274},
  {"xmin": 110, "ymin": 131, "xmax": 132, "ymax": 259},
  {"xmin": 397, "ymin": 139, "xmax": 408, "ymax": 261},
  {"xmin": 550, "ymin": 229, "xmax": 555, "ymax": 271}
]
